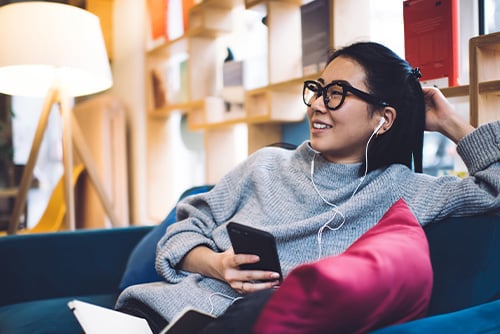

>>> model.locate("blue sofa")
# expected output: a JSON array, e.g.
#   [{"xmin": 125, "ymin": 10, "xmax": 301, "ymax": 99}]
[{"xmin": 0, "ymin": 185, "xmax": 499, "ymax": 333}]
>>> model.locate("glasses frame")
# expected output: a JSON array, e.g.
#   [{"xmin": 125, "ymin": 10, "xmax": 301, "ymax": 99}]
[{"xmin": 303, "ymin": 80, "xmax": 391, "ymax": 111}]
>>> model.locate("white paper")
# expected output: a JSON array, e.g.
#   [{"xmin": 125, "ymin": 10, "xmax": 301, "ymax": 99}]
[{"xmin": 68, "ymin": 299, "xmax": 153, "ymax": 334}]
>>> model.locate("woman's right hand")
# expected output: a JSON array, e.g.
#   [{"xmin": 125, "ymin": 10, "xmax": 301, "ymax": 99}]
[
  {"xmin": 217, "ymin": 247, "xmax": 281, "ymax": 294},
  {"xmin": 179, "ymin": 246, "xmax": 280, "ymax": 294}
]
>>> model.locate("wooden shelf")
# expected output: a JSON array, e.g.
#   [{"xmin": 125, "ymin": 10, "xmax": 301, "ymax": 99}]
[
  {"xmin": 441, "ymin": 85, "xmax": 469, "ymax": 98},
  {"xmin": 245, "ymin": 0, "xmax": 302, "ymax": 9},
  {"xmin": 202, "ymin": 0, "xmax": 243, "ymax": 8},
  {"xmin": 478, "ymin": 80, "xmax": 500, "ymax": 94},
  {"xmin": 146, "ymin": 35, "xmax": 189, "ymax": 57},
  {"xmin": 469, "ymin": 31, "xmax": 500, "ymax": 127},
  {"xmin": 181, "ymin": 74, "xmax": 316, "ymax": 130},
  {"xmin": 149, "ymin": 101, "xmax": 196, "ymax": 118}
]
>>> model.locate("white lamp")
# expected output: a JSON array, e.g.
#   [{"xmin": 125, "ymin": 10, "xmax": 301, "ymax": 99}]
[{"xmin": 0, "ymin": 2, "xmax": 120, "ymax": 234}]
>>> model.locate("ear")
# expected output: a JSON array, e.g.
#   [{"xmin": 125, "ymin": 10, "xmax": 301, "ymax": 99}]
[{"xmin": 375, "ymin": 107, "xmax": 396, "ymax": 135}]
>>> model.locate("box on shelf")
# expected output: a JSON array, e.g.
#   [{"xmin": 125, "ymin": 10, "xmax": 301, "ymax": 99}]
[
  {"xmin": 222, "ymin": 60, "xmax": 244, "ymax": 115},
  {"xmin": 403, "ymin": 0, "xmax": 460, "ymax": 88},
  {"xmin": 221, "ymin": 56, "xmax": 266, "ymax": 119}
]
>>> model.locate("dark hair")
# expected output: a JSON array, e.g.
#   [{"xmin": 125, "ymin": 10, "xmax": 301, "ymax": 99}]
[{"xmin": 327, "ymin": 41, "xmax": 425, "ymax": 173}]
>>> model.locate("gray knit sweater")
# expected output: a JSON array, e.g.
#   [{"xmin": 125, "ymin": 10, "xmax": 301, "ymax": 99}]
[{"xmin": 116, "ymin": 121, "xmax": 500, "ymax": 322}]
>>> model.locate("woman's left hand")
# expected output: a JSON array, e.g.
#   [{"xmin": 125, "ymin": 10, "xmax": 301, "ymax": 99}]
[{"xmin": 423, "ymin": 86, "xmax": 475, "ymax": 143}]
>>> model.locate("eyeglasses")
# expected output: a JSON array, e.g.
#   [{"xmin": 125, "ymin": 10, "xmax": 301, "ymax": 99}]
[{"xmin": 302, "ymin": 80, "xmax": 390, "ymax": 111}]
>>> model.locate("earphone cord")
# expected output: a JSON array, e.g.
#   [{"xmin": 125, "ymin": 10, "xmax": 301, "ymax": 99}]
[
  {"xmin": 208, "ymin": 293, "xmax": 243, "ymax": 314},
  {"xmin": 311, "ymin": 127, "xmax": 378, "ymax": 259}
]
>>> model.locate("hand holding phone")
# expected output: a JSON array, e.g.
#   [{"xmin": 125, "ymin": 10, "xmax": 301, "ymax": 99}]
[{"xmin": 226, "ymin": 222, "xmax": 283, "ymax": 282}]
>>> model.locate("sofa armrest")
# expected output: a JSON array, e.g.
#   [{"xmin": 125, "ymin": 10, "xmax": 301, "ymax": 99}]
[{"xmin": 0, "ymin": 226, "xmax": 152, "ymax": 307}]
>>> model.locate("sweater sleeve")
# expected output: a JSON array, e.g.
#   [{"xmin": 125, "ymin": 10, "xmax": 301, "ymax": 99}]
[
  {"xmin": 406, "ymin": 121, "xmax": 500, "ymax": 223},
  {"xmin": 154, "ymin": 150, "xmax": 267, "ymax": 283},
  {"xmin": 457, "ymin": 121, "xmax": 500, "ymax": 175}
]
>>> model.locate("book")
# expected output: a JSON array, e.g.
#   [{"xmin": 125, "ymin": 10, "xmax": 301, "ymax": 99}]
[
  {"xmin": 147, "ymin": 0, "xmax": 168, "ymax": 41},
  {"xmin": 403, "ymin": 0, "xmax": 460, "ymax": 87},
  {"xmin": 151, "ymin": 67, "xmax": 167, "ymax": 109},
  {"xmin": 301, "ymin": 0, "xmax": 331, "ymax": 76},
  {"xmin": 68, "ymin": 299, "xmax": 215, "ymax": 334}
]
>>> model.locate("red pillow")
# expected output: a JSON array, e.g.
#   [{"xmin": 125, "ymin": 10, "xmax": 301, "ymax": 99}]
[{"xmin": 253, "ymin": 199, "xmax": 433, "ymax": 334}]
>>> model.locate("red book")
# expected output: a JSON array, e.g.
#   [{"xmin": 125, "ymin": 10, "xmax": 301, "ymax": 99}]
[
  {"xmin": 403, "ymin": 0, "xmax": 460, "ymax": 87},
  {"xmin": 147, "ymin": 0, "xmax": 168, "ymax": 40},
  {"xmin": 182, "ymin": 0, "xmax": 196, "ymax": 33}
]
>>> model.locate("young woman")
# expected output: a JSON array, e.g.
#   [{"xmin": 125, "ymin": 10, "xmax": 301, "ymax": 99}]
[{"xmin": 116, "ymin": 42, "xmax": 500, "ymax": 333}]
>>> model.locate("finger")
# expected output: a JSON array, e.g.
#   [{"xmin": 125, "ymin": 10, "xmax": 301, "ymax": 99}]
[
  {"xmin": 233, "ymin": 253, "xmax": 260, "ymax": 267},
  {"xmin": 237, "ymin": 269, "xmax": 280, "ymax": 283},
  {"xmin": 238, "ymin": 280, "xmax": 280, "ymax": 294}
]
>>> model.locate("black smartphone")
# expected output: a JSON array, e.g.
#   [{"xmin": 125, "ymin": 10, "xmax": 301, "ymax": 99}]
[{"xmin": 226, "ymin": 222, "xmax": 283, "ymax": 282}]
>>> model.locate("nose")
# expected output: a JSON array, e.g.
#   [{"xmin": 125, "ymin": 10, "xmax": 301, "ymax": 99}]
[{"xmin": 310, "ymin": 92, "xmax": 327, "ymax": 113}]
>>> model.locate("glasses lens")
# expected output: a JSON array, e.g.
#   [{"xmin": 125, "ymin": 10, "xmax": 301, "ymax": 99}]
[
  {"xmin": 304, "ymin": 81, "xmax": 322, "ymax": 106},
  {"xmin": 325, "ymin": 84, "xmax": 344, "ymax": 109}
]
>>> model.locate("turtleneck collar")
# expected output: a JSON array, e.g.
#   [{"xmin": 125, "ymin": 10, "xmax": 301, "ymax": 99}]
[{"xmin": 294, "ymin": 141, "xmax": 363, "ymax": 186}]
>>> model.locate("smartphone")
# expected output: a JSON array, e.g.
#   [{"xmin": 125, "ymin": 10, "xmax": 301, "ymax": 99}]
[{"xmin": 226, "ymin": 222, "xmax": 283, "ymax": 282}]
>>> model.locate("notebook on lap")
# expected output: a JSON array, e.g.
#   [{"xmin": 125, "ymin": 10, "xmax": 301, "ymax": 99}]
[{"xmin": 68, "ymin": 299, "xmax": 215, "ymax": 334}]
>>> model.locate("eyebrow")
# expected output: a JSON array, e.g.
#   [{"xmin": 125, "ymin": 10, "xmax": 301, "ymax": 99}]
[{"xmin": 317, "ymin": 78, "xmax": 352, "ymax": 87}]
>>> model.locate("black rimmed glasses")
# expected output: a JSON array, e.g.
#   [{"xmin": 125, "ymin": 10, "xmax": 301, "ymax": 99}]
[{"xmin": 302, "ymin": 80, "xmax": 390, "ymax": 111}]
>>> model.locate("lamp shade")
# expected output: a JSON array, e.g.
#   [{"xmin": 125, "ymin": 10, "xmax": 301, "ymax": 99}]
[{"xmin": 0, "ymin": 1, "xmax": 113, "ymax": 97}]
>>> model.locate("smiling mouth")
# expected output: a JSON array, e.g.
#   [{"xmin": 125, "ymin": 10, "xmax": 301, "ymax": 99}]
[{"xmin": 312, "ymin": 122, "xmax": 332, "ymax": 129}]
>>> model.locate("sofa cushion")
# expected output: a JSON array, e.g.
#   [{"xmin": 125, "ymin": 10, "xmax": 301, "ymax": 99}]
[
  {"xmin": 370, "ymin": 297, "xmax": 500, "ymax": 334},
  {"xmin": 119, "ymin": 185, "xmax": 214, "ymax": 290},
  {"xmin": 0, "ymin": 294, "xmax": 117, "ymax": 334},
  {"xmin": 253, "ymin": 198, "xmax": 433, "ymax": 334}
]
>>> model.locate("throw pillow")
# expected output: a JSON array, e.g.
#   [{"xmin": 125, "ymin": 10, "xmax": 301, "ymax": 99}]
[
  {"xmin": 119, "ymin": 185, "xmax": 214, "ymax": 290},
  {"xmin": 253, "ymin": 198, "xmax": 433, "ymax": 334}
]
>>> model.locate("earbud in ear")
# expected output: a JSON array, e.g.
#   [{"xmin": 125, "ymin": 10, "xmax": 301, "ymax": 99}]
[{"xmin": 373, "ymin": 118, "xmax": 386, "ymax": 135}]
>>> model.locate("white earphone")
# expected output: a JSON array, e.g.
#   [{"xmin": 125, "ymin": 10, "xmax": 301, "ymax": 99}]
[{"xmin": 373, "ymin": 117, "xmax": 386, "ymax": 135}]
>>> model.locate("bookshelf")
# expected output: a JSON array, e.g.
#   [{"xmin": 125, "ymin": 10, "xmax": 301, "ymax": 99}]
[
  {"xmin": 91, "ymin": 1, "xmax": 499, "ymax": 223},
  {"xmin": 142, "ymin": 0, "xmax": 399, "ymax": 196},
  {"xmin": 145, "ymin": 0, "xmax": 316, "ymax": 184}
]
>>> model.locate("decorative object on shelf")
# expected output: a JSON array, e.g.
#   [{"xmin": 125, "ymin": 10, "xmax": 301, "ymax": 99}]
[
  {"xmin": 222, "ymin": 48, "xmax": 245, "ymax": 116},
  {"xmin": 0, "ymin": 1, "xmax": 119, "ymax": 234}
]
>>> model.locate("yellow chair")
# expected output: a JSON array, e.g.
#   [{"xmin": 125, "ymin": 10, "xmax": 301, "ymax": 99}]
[{"xmin": 1, "ymin": 164, "xmax": 85, "ymax": 235}]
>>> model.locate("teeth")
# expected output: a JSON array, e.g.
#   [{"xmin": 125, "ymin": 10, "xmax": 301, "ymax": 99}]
[{"xmin": 313, "ymin": 122, "xmax": 332, "ymax": 129}]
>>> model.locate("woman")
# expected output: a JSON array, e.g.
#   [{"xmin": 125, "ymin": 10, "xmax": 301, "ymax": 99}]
[{"xmin": 116, "ymin": 41, "xmax": 500, "ymax": 333}]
